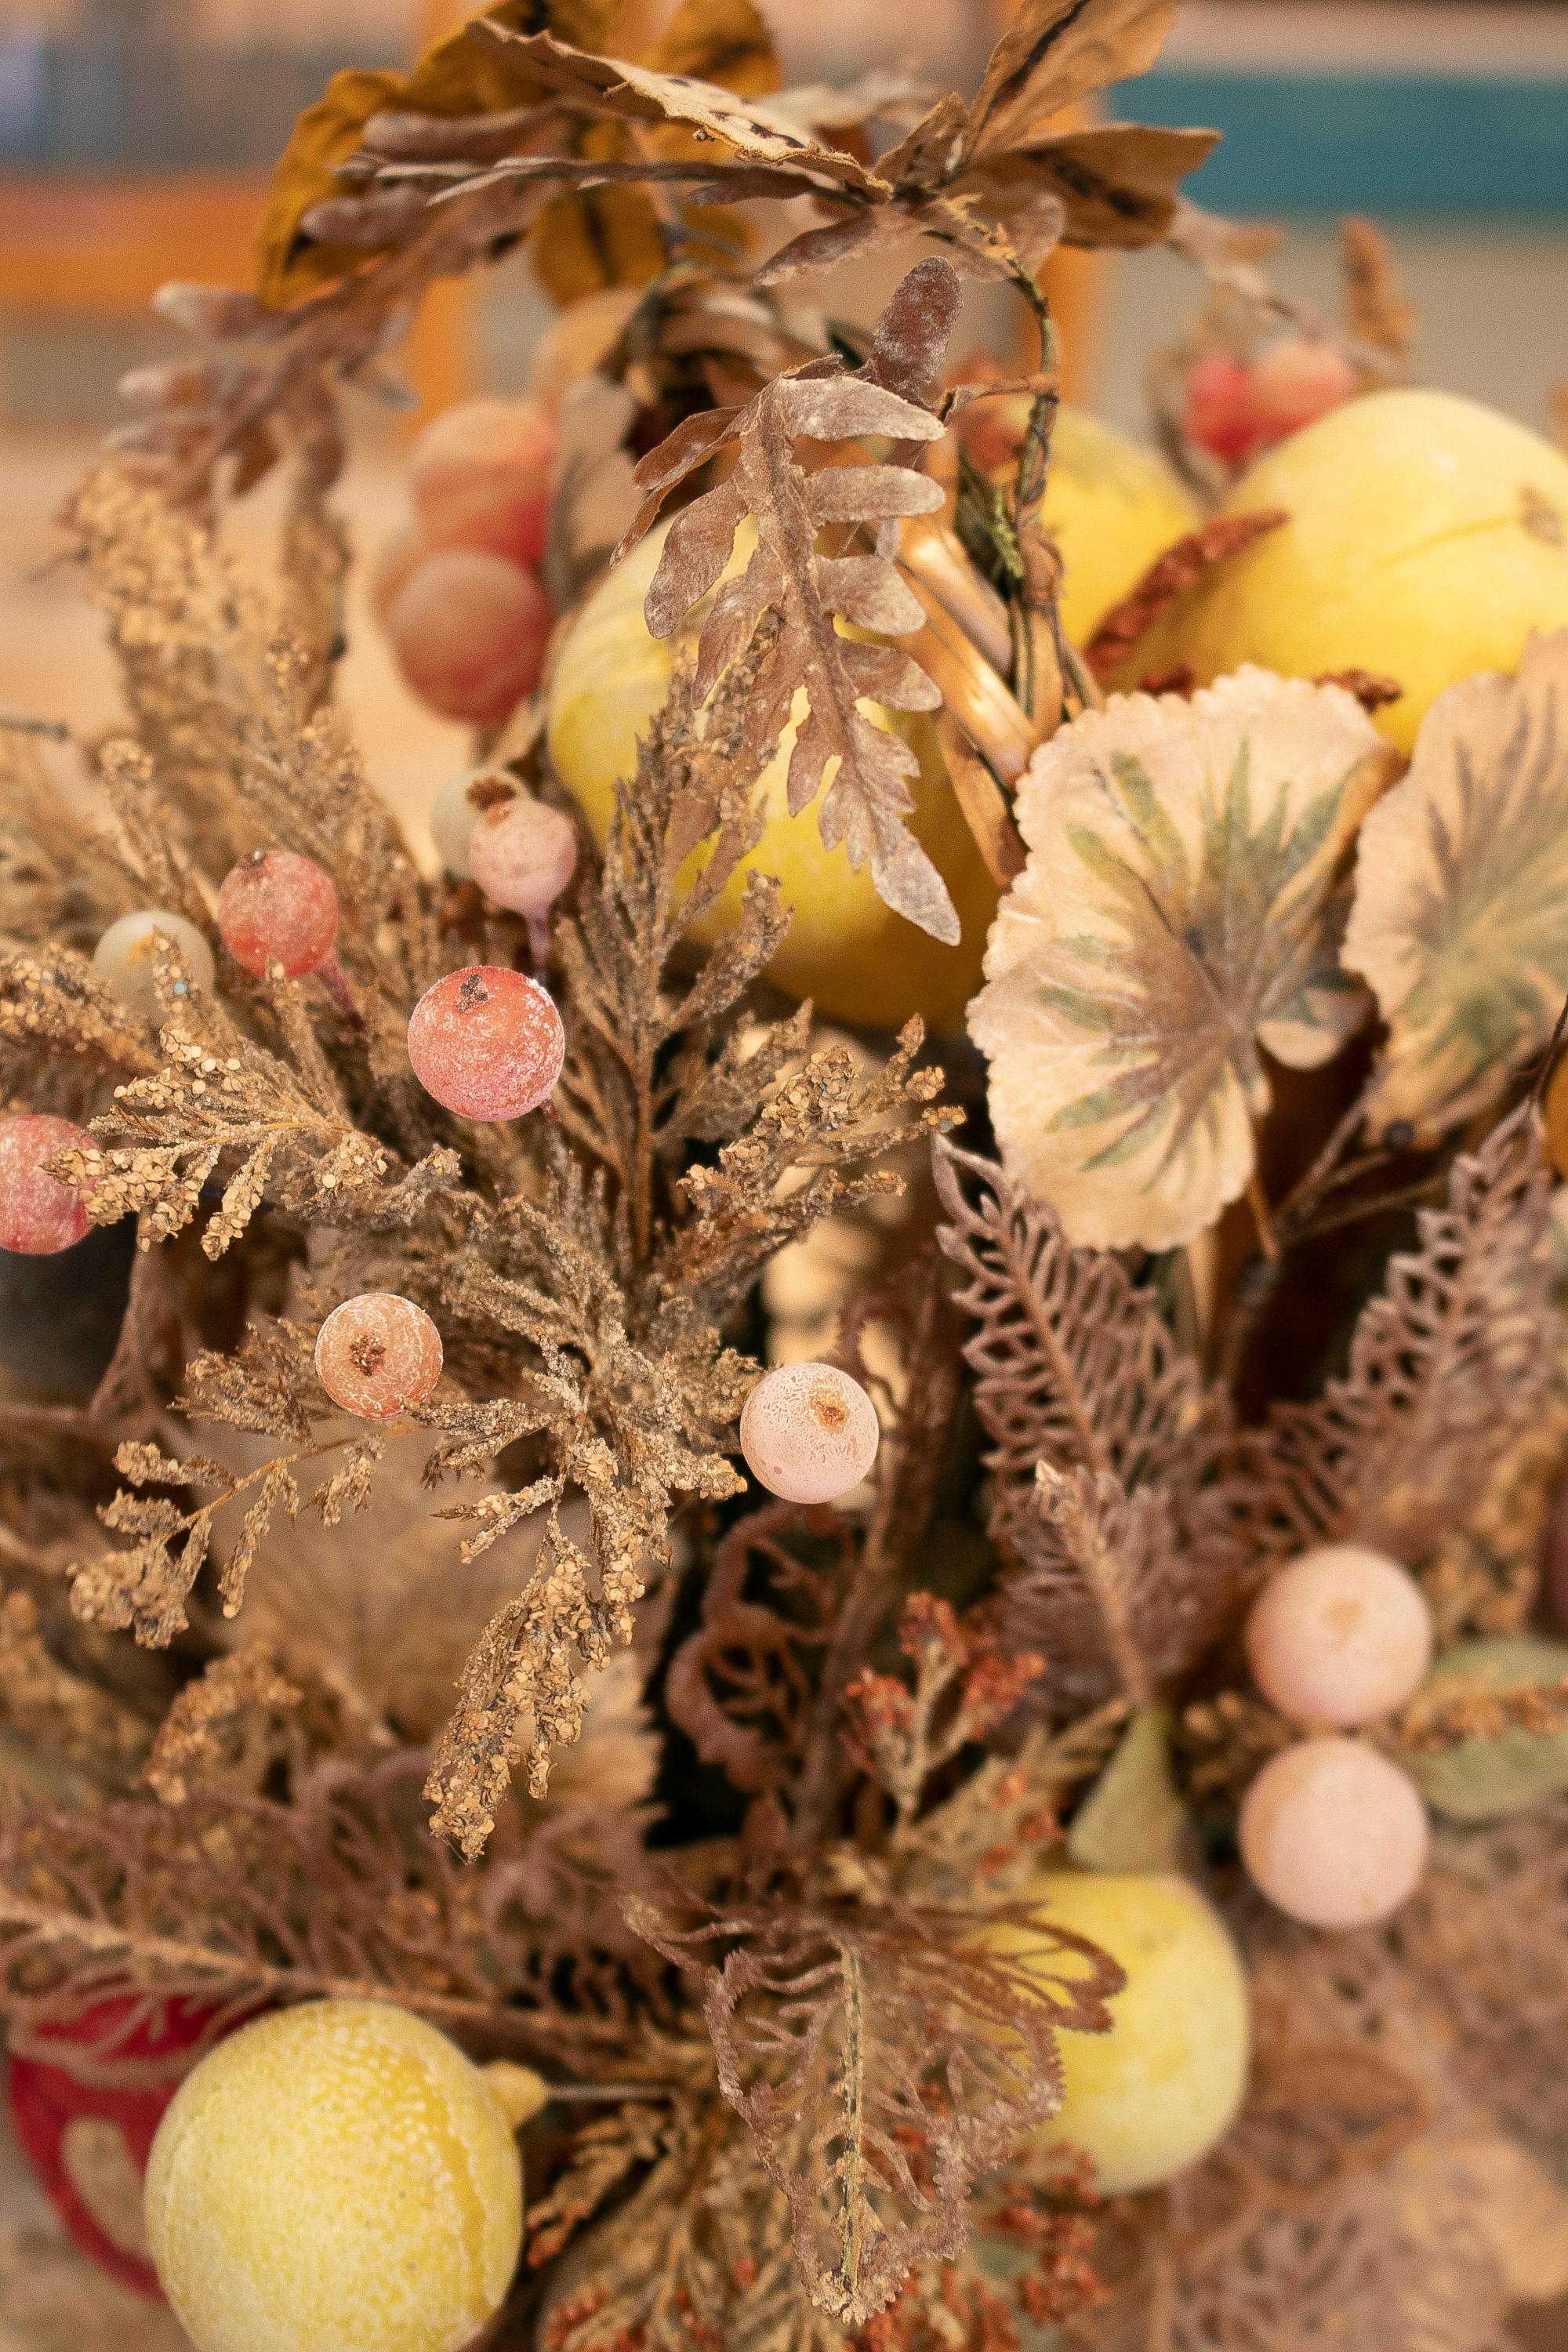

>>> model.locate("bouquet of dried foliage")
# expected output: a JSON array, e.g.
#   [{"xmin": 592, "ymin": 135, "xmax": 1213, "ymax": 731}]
[{"xmin": 2, "ymin": 4, "xmax": 1568, "ymax": 2349}]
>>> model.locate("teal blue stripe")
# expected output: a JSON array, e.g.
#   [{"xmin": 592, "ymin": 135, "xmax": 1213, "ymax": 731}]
[{"xmin": 1113, "ymin": 69, "xmax": 1568, "ymax": 217}]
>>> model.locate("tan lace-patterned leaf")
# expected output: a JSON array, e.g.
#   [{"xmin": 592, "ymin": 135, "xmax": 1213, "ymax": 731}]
[
  {"xmin": 1236, "ymin": 1102, "xmax": 1555, "ymax": 1563},
  {"xmin": 970, "ymin": 671, "xmax": 1392, "ymax": 1250},
  {"xmin": 1343, "ymin": 629, "xmax": 1568, "ymax": 1139},
  {"xmin": 630, "ymin": 1894, "xmax": 1121, "ymax": 2328},
  {"xmin": 963, "ymin": 0, "xmax": 1183, "ymax": 162}
]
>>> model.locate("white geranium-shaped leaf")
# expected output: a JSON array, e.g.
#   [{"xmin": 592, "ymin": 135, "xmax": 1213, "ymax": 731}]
[
  {"xmin": 969, "ymin": 669, "xmax": 1389, "ymax": 1250},
  {"xmin": 1342, "ymin": 630, "xmax": 1568, "ymax": 1139}
]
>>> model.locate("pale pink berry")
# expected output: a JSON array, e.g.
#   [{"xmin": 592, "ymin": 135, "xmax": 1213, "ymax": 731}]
[
  {"xmin": 1239, "ymin": 1737, "xmax": 1429, "ymax": 1929},
  {"xmin": 740, "ymin": 1362, "xmax": 880, "ymax": 1505},
  {"xmin": 409, "ymin": 396, "xmax": 555, "ymax": 569},
  {"xmin": 468, "ymin": 796, "xmax": 578, "ymax": 920},
  {"xmin": 1245, "ymin": 1542, "xmax": 1433, "ymax": 1729},
  {"xmin": 314, "ymin": 1293, "xmax": 444, "ymax": 1419},
  {"xmin": 0, "ymin": 1114, "xmax": 93, "ymax": 1254},
  {"xmin": 407, "ymin": 965, "xmax": 564, "ymax": 1121},
  {"xmin": 385, "ymin": 550, "xmax": 551, "ymax": 727},
  {"xmin": 368, "ymin": 517, "xmax": 427, "ymax": 624},
  {"xmin": 216, "ymin": 851, "xmax": 339, "ymax": 979},
  {"xmin": 1249, "ymin": 336, "xmax": 1357, "ymax": 447}
]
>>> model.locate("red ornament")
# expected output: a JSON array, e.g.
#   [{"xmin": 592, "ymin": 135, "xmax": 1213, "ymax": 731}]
[{"xmin": 5, "ymin": 1987, "xmax": 256, "ymax": 2298}]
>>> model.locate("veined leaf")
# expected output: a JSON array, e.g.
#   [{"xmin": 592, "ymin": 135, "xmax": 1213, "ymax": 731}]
[
  {"xmin": 1343, "ymin": 628, "xmax": 1568, "ymax": 1139},
  {"xmin": 969, "ymin": 670, "xmax": 1391, "ymax": 1250}
]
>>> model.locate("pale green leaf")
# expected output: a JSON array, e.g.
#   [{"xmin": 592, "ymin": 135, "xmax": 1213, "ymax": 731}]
[
  {"xmin": 1343, "ymin": 629, "xmax": 1568, "ymax": 1139},
  {"xmin": 970, "ymin": 669, "xmax": 1390, "ymax": 1249},
  {"xmin": 1403, "ymin": 1635, "xmax": 1568, "ymax": 1821}
]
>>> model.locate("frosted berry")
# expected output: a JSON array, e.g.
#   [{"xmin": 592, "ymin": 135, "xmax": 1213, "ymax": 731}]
[
  {"xmin": 93, "ymin": 908, "xmax": 215, "ymax": 1022},
  {"xmin": 1249, "ymin": 335, "xmax": 1357, "ymax": 447},
  {"xmin": 407, "ymin": 965, "xmax": 564, "ymax": 1121},
  {"xmin": 144, "ymin": 1998, "xmax": 524, "ymax": 2352},
  {"xmin": 315, "ymin": 1293, "xmax": 444, "ymax": 1419},
  {"xmin": 216, "ymin": 850, "xmax": 339, "ymax": 979},
  {"xmin": 1181, "ymin": 353, "xmax": 1261, "ymax": 465},
  {"xmin": 1245, "ymin": 1541, "xmax": 1433, "ymax": 1729},
  {"xmin": 385, "ymin": 550, "xmax": 552, "ymax": 728},
  {"xmin": 409, "ymin": 395, "xmax": 555, "ymax": 569},
  {"xmin": 428, "ymin": 768, "xmax": 495, "ymax": 879},
  {"xmin": 468, "ymin": 794, "xmax": 577, "ymax": 921},
  {"xmin": 368, "ymin": 517, "xmax": 426, "ymax": 624},
  {"xmin": 0, "ymin": 1114, "xmax": 93, "ymax": 1254},
  {"xmin": 740, "ymin": 1361, "xmax": 880, "ymax": 1505},
  {"xmin": 1239, "ymin": 1736, "xmax": 1430, "ymax": 1928}
]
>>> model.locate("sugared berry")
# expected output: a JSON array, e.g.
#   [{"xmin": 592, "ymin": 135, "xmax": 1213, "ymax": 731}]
[
  {"xmin": 216, "ymin": 851, "xmax": 339, "ymax": 979},
  {"xmin": 428, "ymin": 770, "xmax": 491, "ymax": 879},
  {"xmin": 0, "ymin": 1114, "xmax": 94, "ymax": 1254},
  {"xmin": 407, "ymin": 965, "xmax": 564, "ymax": 1121},
  {"xmin": 409, "ymin": 395, "xmax": 555, "ymax": 570},
  {"xmin": 1239, "ymin": 1736, "xmax": 1429, "ymax": 1928},
  {"xmin": 384, "ymin": 550, "xmax": 551, "ymax": 728},
  {"xmin": 739, "ymin": 1361, "xmax": 880, "ymax": 1504},
  {"xmin": 1249, "ymin": 335, "xmax": 1358, "ymax": 446},
  {"xmin": 367, "ymin": 517, "xmax": 426, "ymax": 624},
  {"xmin": 468, "ymin": 795, "xmax": 577, "ymax": 921},
  {"xmin": 1181, "ymin": 353, "xmax": 1260, "ymax": 465},
  {"xmin": 314, "ymin": 1293, "xmax": 444, "ymax": 1419},
  {"xmin": 93, "ymin": 908, "xmax": 215, "ymax": 1022},
  {"xmin": 1245, "ymin": 1541, "xmax": 1433, "ymax": 1729}
]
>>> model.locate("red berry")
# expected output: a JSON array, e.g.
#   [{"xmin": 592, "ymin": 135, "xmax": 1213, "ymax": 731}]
[
  {"xmin": 315, "ymin": 1292, "xmax": 444, "ymax": 1419},
  {"xmin": 409, "ymin": 396, "xmax": 555, "ymax": 569},
  {"xmin": 216, "ymin": 850, "xmax": 339, "ymax": 979},
  {"xmin": 407, "ymin": 964, "xmax": 564, "ymax": 1121},
  {"xmin": 1248, "ymin": 336, "xmax": 1359, "ymax": 448},
  {"xmin": 384, "ymin": 550, "xmax": 552, "ymax": 728},
  {"xmin": 1181, "ymin": 353, "xmax": 1261, "ymax": 466},
  {"xmin": 0, "ymin": 1113, "xmax": 93, "ymax": 1254}
]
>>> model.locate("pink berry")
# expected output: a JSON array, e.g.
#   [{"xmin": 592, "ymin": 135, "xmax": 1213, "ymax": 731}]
[
  {"xmin": 368, "ymin": 517, "xmax": 426, "ymax": 624},
  {"xmin": 407, "ymin": 965, "xmax": 564, "ymax": 1121},
  {"xmin": 0, "ymin": 1114, "xmax": 94, "ymax": 1255},
  {"xmin": 409, "ymin": 397, "xmax": 555, "ymax": 571},
  {"xmin": 1245, "ymin": 1542, "xmax": 1433, "ymax": 1729},
  {"xmin": 468, "ymin": 796, "xmax": 578, "ymax": 920},
  {"xmin": 739, "ymin": 1362, "xmax": 880, "ymax": 1505},
  {"xmin": 1239, "ymin": 1737, "xmax": 1429, "ymax": 1929},
  {"xmin": 314, "ymin": 1293, "xmax": 444, "ymax": 1419},
  {"xmin": 384, "ymin": 551, "xmax": 551, "ymax": 728},
  {"xmin": 1248, "ymin": 336, "xmax": 1357, "ymax": 448},
  {"xmin": 216, "ymin": 851, "xmax": 339, "ymax": 979},
  {"xmin": 1181, "ymin": 353, "xmax": 1261, "ymax": 465}
]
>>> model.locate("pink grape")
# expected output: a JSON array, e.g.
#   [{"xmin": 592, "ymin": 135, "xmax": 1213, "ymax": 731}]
[
  {"xmin": 1249, "ymin": 336, "xmax": 1358, "ymax": 447},
  {"xmin": 468, "ymin": 795, "xmax": 578, "ymax": 920},
  {"xmin": 0, "ymin": 1114, "xmax": 94, "ymax": 1254},
  {"xmin": 384, "ymin": 551, "xmax": 551, "ymax": 728},
  {"xmin": 408, "ymin": 397, "xmax": 556, "ymax": 570},
  {"xmin": 216, "ymin": 851, "xmax": 339, "ymax": 979},
  {"xmin": 740, "ymin": 1362, "xmax": 880, "ymax": 1505},
  {"xmin": 1239, "ymin": 1737, "xmax": 1429, "ymax": 1929},
  {"xmin": 1245, "ymin": 1541, "xmax": 1433, "ymax": 1729},
  {"xmin": 406, "ymin": 965, "xmax": 564, "ymax": 1121},
  {"xmin": 314, "ymin": 1293, "xmax": 444, "ymax": 1419}
]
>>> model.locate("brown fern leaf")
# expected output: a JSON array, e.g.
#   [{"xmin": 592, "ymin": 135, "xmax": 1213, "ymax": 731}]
[{"xmin": 1234, "ymin": 1102, "xmax": 1555, "ymax": 1563}]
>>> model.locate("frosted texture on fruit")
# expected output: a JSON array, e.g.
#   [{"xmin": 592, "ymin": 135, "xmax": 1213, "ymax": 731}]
[
  {"xmin": 216, "ymin": 851, "xmax": 339, "ymax": 978},
  {"xmin": 469, "ymin": 796, "xmax": 578, "ymax": 917},
  {"xmin": 144, "ymin": 1998, "xmax": 523, "ymax": 2352},
  {"xmin": 427, "ymin": 770, "xmax": 498, "ymax": 879},
  {"xmin": 0, "ymin": 1114, "xmax": 93, "ymax": 1254},
  {"xmin": 315, "ymin": 1294, "xmax": 444, "ymax": 1419},
  {"xmin": 1240, "ymin": 1737, "xmax": 1430, "ymax": 1928},
  {"xmin": 409, "ymin": 397, "xmax": 555, "ymax": 569},
  {"xmin": 1245, "ymin": 1542, "xmax": 1433, "ymax": 1728},
  {"xmin": 976, "ymin": 1871, "xmax": 1250, "ymax": 2194},
  {"xmin": 740, "ymin": 1361, "xmax": 880, "ymax": 1504},
  {"xmin": 93, "ymin": 909, "xmax": 215, "ymax": 1020},
  {"xmin": 386, "ymin": 550, "xmax": 551, "ymax": 727},
  {"xmin": 407, "ymin": 966, "xmax": 564, "ymax": 1121}
]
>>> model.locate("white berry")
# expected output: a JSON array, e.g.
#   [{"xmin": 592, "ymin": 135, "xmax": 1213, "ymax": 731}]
[
  {"xmin": 93, "ymin": 909, "xmax": 215, "ymax": 1021},
  {"xmin": 739, "ymin": 1361, "xmax": 880, "ymax": 1504},
  {"xmin": 1245, "ymin": 1541, "xmax": 1433, "ymax": 1728},
  {"xmin": 1239, "ymin": 1736, "xmax": 1430, "ymax": 1928}
]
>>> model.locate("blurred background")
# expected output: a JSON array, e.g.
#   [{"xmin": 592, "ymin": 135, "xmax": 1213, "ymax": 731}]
[{"xmin": 0, "ymin": 0, "xmax": 1565, "ymax": 829}]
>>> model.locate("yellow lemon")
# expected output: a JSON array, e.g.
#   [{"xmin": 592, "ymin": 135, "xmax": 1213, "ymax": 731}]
[
  {"xmin": 1160, "ymin": 387, "xmax": 1568, "ymax": 752},
  {"xmin": 145, "ymin": 1999, "xmax": 523, "ymax": 2352},
  {"xmin": 1041, "ymin": 406, "xmax": 1200, "ymax": 644},
  {"xmin": 978, "ymin": 1870, "xmax": 1250, "ymax": 2196},
  {"xmin": 546, "ymin": 517, "xmax": 997, "ymax": 1032}
]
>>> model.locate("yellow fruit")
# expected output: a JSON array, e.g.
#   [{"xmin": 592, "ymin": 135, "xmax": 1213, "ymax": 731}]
[
  {"xmin": 977, "ymin": 1871, "xmax": 1250, "ymax": 2195},
  {"xmin": 546, "ymin": 518, "xmax": 998, "ymax": 1031},
  {"xmin": 1161, "ymin": 387, "xmax": 1568, "ymax": 753},
  {"xmin": 1041, "ymin": 407, "xmax": 1200, "ymax": 645},
  {"xmin": 145, "ymin": 1998, "xmax": 524, "ymax": 2352}
]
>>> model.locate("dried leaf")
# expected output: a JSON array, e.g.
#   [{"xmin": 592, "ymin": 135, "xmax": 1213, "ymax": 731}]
[
  {"xmin": 1398, "ymin": 1637, "xmax": 1568, "ymax": 1820},
  {"xmin": 963, "ymin": 0, "xmax": 1182, "ymax": 162},
  {"xmin": 1342, "ymin": 630, "xmax": 1568, "ymax": 1138},
  {"xmin": 970, "ymin": 671, "xmax": 1392, "ymax": 1249}
]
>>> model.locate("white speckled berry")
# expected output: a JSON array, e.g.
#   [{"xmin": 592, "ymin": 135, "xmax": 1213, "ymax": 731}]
[
  {"xmin": 739, "ymin": 1361, "xmax": 880, "ymax": 1505},
  {"xmin": 1245, "ymin": 1542, "xmax": 1433, "ymax": 1728},
  {"xmin": 1240, "ymin": 1736, "xmax": 1429, "ymax": 1929}
]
